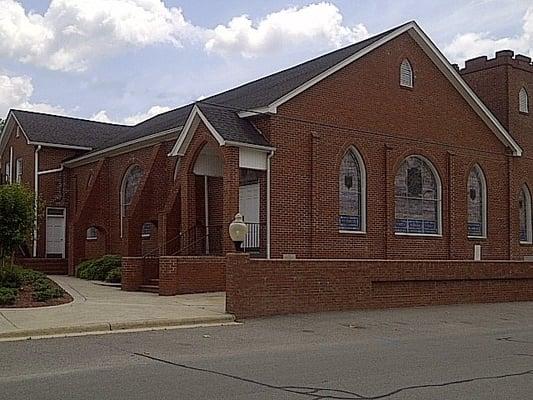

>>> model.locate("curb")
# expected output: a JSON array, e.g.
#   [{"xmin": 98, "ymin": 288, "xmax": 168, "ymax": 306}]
[{"xmin": 0, "ymin": 314, "xmax": 236, "ymax": 341}]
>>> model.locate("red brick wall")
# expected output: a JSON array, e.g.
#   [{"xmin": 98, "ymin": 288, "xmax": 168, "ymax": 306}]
[
  {"xmin": 15, "ymin": 258, "xmax": 68, "ymax": 275},
  {"xmin": 255, "ymin": 32, "xmax": 519, "ymax": 260},
  {"xmin": 226, "ymin": 253, "xmax": 533, "ymax": 318},
  {"xmin": 158, "ymin": 256, "xmax": 226, "ymax": 295},
  {"xmin": 461, "ymin": 51, "xmax": 533, "ymax": 260}
]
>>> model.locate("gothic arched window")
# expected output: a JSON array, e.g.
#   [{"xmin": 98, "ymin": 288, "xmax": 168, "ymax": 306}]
[
  {"xmin": 395, "ymin": 155, "xmax": 441, "ymax": 235},
  {"xmin": 339, "ymin": 147, "xmax": 366, "ymax": 232},
  {"xmin": 467, "ymin": 165, "xmax": 487, "ymax": 237}
]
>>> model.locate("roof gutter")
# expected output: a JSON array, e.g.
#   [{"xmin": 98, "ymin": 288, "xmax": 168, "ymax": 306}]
[{"xmin": 64, "ymin": 127, "xmax": 182, "ymax": 167}]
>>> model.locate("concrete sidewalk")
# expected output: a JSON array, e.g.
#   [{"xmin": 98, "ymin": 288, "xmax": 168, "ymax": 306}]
[{"xmin": 0, "ymin": 276, "xmax": 234, "ymax": 341}]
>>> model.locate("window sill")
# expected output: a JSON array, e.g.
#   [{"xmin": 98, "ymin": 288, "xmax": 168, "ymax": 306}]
[
  {"xmin": 395, "ymin": 232, "xmax": 442, "ymax": 238},
  {"xmin": 86, "ymin": 237, "xmax": 97, "ymax": 241},
  {"xmin": 468, "ymin": 236, "xmax": 487, "ymax": 240},
  {"xmin": 520, "ymin": 241, "xmax": 533, "ymax": 246},
  {"xmin": 339, "ymin": 230, "xmax": 366, "ymax": 235}
]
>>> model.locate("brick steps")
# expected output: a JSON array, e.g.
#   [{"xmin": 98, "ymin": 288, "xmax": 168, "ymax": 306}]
[{"xmin": 139, "ymin": 278, "xmax": 160, "ymax": 293}]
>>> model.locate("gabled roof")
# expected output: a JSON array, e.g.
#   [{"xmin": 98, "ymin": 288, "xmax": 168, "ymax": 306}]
[
  {"xmin": 9, "ymin": 109, "xmax": 131, "ymax": 150},
  {"xmin": 2, "ymin": 20, "xmax": 523, "ymax": 161}
]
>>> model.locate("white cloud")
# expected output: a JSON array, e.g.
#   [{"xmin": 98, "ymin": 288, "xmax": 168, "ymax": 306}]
[
  {"xmin": 0, "ymin": 1, "xmax": 368, "ymax": 70},
  {"xmin": 205, "ymin": 2, "xmax": 368, "ymax": 57},
  {"xmin": 0, "ymin": 73, "xmax": 64, "ymax": 118},
  {"xmin": 0, "ymin": 0, "xmax": 203, "ymax": 72},
  {"xmin": 91, "ymin": 105, "xmax": 171, "ymax": 125},
  {"xmin": 445, "ymin": 6, "xmax": 533, "ymax": 64}
]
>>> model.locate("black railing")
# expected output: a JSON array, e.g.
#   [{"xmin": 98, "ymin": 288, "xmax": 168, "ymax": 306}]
[{"xmin": 143, "ymin": 222, "xmax": 265, "ymax": 258}]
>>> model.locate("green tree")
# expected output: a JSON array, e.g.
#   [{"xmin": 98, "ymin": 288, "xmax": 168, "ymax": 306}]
[{"xmin": 0, "ymin": 184, "xmax": 36, "ymax": 269}]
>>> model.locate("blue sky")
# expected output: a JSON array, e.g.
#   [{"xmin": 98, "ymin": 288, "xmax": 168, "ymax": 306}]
[{"xmin": 0, "ymin": 0, "xmax": 531, "ymax": 124}]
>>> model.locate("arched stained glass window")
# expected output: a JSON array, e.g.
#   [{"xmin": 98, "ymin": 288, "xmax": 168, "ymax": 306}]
[
  {"xmin": 120, "ymin": 165, "xmax": 143, "ymax": 237},
  {"xmin": 339, "ymin": 147, "xmax": 366, "ymax": 232},
  {"xmin": 519, "ymin": 185, "xmax": 532, "ymax": 243},
  {"xmin": 395, "ymin": 155, "xmax": 441, "ymax": 235},
  {"xmin": 467, "ymin": 165, "xmax": 486, "ymax": 237},
  {"xmin": 400, "ymin": 59, "xmax": 413, "ymax": 88}
]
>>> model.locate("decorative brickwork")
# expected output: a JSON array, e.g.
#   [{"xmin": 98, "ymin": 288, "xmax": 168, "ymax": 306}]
[{"xmin": 226, "ymin": 253, "xmax": 533, "ymax": 318}]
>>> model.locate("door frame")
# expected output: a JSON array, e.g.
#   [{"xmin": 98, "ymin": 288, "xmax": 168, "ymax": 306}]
[{"xmin": 45, "ymin": 207, "xmax": 66, "ymax": 258}]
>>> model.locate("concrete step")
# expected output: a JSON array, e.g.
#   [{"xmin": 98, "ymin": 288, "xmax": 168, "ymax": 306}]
[
  {"xmin": 139, "ymin": 285, "xmax": 159, "ymax": 294},
  {"xmin": 148, "ymin": 278, "xmax": 160, "ymax": 285}
]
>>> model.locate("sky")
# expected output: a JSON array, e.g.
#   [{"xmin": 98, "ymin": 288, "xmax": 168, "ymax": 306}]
[{"xmin": 0, "ymin": 0, "xmax": 532, "ymax": 124}]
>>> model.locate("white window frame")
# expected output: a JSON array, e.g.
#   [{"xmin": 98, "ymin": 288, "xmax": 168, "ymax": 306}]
[
  {"xmin": 15, "ymin": 158, "xmax": 23, "ymax": 184},
  {"xmin": 3, "ymin": 161, "xmax": 10, "ymax": 184},
  {"xmin": 519, "ymin": 87, "xmax": 529, "ymax": 114},
  {"xmin": 400, "ymin": 59, "xmax": 413, "ymax": 88},
  {"xmin": 86, "ymin": 226, "xmax": 98, "ymax": 241},
  {"xmin": 120, "ymin": 165, "xmax": 143, "ymax": 238},
  {"xmin": 467, "ymin": 164, "xmax": 487, "ymax": 239},
  {"xmin": 395, "ymin": 155, "xmax": 442, "ymax": 237},
  {"xmin": 339, "ymin": 146, "xmax": 367, "ymax": 234},
  {"xmin": 520, "ymin": 185, "xmax": 532, "ymax": 244}
]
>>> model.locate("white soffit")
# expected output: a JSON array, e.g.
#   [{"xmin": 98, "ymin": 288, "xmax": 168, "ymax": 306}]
[{"xmin": 239, "ymin": 147, "xmax": 268, "ymax": 170}]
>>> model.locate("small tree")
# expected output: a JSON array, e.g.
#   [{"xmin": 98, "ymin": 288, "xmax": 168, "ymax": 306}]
[{"xmin": 0, "ymin": 184, "xmax": 36, "ymax": 269}]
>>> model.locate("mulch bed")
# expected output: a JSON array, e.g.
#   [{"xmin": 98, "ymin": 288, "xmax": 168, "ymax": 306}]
[{"xmin": 1, "ymin": 281, "xmax": 73, "ymax": 308}]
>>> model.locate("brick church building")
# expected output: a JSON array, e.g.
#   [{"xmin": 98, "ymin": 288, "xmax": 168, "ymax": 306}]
[{"xmin": 1, "ymin": 21, "xmax": 533, "ymax": 277}]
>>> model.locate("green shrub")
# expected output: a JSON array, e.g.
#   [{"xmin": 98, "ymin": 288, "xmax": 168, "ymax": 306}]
[
  {"xmin": 0, "ymin": 287, "xmax": 17, "ymax": 305},
  {"xmin": 105, "ymin": 267, "xmax": 121, "ymax": 283},
  {"xmin": 0, "ymin": 269, "xmax": 22, "ymax": 289},
  {"xmin": 76, "ymin": 255, "xmax": 122, "ymax": 281}
]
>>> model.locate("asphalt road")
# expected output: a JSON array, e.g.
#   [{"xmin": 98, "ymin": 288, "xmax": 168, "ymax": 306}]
[{"xmin": 1, "ymin": 301, "xmax": 532, "ymax": 399}]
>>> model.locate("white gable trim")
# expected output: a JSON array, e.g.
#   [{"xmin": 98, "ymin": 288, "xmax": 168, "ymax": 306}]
[
  {"xmin": 237, "ymin": 21, "xmax": 522, "ymax": 157},
  {"xmin": 407, "ymin": 26, "xmax": 522, "ymax": 156},
  {"xmin": 169, "ymin": 105, "xmax": 225, "ymax": 157}
]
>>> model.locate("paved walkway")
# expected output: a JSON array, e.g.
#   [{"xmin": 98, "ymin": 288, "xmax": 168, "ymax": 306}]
[{"xmin": 0, "ymin": 276, "xmax": 234, "ymax": 341}]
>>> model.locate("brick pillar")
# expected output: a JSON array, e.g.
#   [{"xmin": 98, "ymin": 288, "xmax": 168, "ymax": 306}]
[
  {"xmin": 222, "ymin": 147, "xmax": 240, "ymax": 254},
  {"xmin": 159, "ymin": 257, "xmax": 179, "ymax": 296},
  {"xmin": 121, "ymin": 257, "xmax": 144, "ymax": 291},
  {"xmin": 225, "ymin": 252, "xmax": 250, "ymax": 317}
]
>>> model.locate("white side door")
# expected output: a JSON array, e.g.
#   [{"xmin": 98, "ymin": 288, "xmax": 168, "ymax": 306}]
[
  {"xmin": 46, "ymin": 208, "xmax": 66, "ymax": 258},
  {"xmin": 239, "ymin": 184, "xmax": 260, "ymax": 249}
]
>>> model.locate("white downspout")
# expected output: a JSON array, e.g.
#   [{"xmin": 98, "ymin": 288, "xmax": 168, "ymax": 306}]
[
  {"xmin": 9, "ymin": 146, "xmax": 13, "ymax": 183},
  {"xmin": 33, "ymin": 145, "xmax": 41, "ymax": 257},
  {"xmin": 267, "ymin": 150, "xmax": 274, "ymax": 259},
  {"xmin": 204, "ymin": 175, "xmax": 210, "ymax": 254}
]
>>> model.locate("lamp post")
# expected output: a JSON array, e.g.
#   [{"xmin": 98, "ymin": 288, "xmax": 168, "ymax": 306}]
[{"xmin": 229, "ymin": 213, "xmax": 248, "ymax": 252}]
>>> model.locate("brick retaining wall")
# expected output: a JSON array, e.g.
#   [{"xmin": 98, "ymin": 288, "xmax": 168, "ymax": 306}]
[
  {"xmin": 15, "ymin": 258, "xmax": 68, "ymax": 275},
  {"xmin": 225, "ymin": 254, "xmax": 533, "ymax": 318},
  {"xmin": 159, "ymin": 256, "xmax": 226, "ymax": 296}
]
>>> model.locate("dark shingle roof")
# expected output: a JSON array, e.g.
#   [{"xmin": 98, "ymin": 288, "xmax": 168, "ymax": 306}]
[
  {"xmin": 196, "ymin": 103, "xmax": 269, "ymax": 146},
  {"xmin": 9, "ymin": 24, "xmax": 407, "ymax": 154},
  {"xmin": 203, "ymin": 25, "xmax": 402, "ymax": 110},
  {"xmin": 11, "ymin": 109, "xmax": 131, "ymax": 149}
]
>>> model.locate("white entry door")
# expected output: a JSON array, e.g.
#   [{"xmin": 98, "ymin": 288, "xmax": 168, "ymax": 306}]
[
  {"xmin": 239, "ymin": 183, "xmax": 260, "ymax": 249},
  {"xmin": 46, "ymin": 208, "xmax": 66, "ymax": 258}
]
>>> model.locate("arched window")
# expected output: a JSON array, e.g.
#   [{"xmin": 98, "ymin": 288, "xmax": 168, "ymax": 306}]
[
  {"xmin": 141, "ymin": 222, "xmax": 156, "ymax": 239},
  {"xmin": 519, "ymin": 185, "xmax": 532, "ymax": 243},
  {"xmin": 86, "ymin": 226, "xmax": 98, "ymax": 240},
  {"xmin": 339, "ymin": 147, "xmax": 366, "ymax": 232},
  {"xmin": 120, "ymin": 165, "xmax": 143, "ymax": 237},
  {"xmin": 519, "ymin": 87, "xmax": 529, "ymax": 113},
  {"xmin": 400, "ymin": 59, "xmax": 413, "ymax": 88},
  {"xmin": 467, "ymin": 165, "xmax": 487, "ymax": 237},
  {"xmin": 173, "ymin": 157, "xmax": 181, "ymax": 181},
  {"xmin": 395, "ymin": 155, "xmax": 441, "ymax": 235}
]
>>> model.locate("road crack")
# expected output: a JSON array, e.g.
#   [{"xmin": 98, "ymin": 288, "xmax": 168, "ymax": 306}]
[{"xmin": 133, "ymin": 352, "xmax": 533, "ymax": 399}]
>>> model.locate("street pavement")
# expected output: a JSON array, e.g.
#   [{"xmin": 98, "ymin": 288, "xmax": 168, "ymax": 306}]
[
  {"xmin": 0, "ymin": 276, "xmax": 233, "ymax": 340},
  {"xmin": 0, "ymin": 301, "xmax": 531, "ymax": 399}
]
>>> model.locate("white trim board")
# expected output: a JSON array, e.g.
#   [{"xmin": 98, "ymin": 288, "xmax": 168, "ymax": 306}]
[
  {"xmin": 237, "ymin": 21, "xmax": 522, "ymax": 157},
  {"xmin": 169, "ymin": 105, "xmax": 275, "ymax": 157}
]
